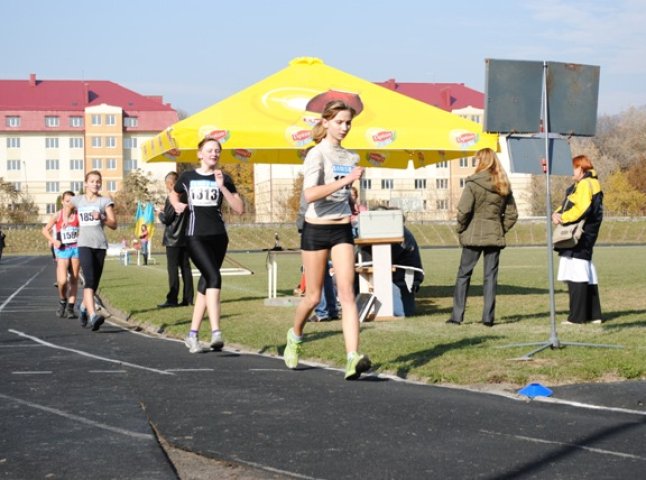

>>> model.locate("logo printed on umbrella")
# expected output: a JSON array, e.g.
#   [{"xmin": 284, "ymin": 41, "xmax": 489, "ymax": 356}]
[
  {"xmin": 199, "ymin": 125, "xmax": 231, "ymax": 143},
  {"xmin": 232, "ymin": 149, "xmax": 253, "ymax": 162},
  {"xmin": 366, "ymin": 128, "xmax": 396, "ymax": 147},
  {"xmin": 285, "ymin": 126, "xmax": 313, "ymax": 147},
  {"xmin": 366, "ymin": 152, "xmax": 386, "ymax": 166},
  {"xmin": 450, "ymin": 130, "xmax": 479, "ymax": 148}
]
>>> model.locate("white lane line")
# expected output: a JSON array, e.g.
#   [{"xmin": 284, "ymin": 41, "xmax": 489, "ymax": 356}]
[
  {"xmin": 165, "ymin": 368, "xmax": 215, "ymax": 372},
  {"xmin": 0, "ymin": 392, "xmax": 154, "ymax": 441},
  {"xmin": 480, "ymin": 429, "xmax": 646, "ymax": 461},
  {"xmin": 0, "ymin": 266, "xmax": 47, "ymax": 313},
  {"xmin": 12, "ymin": 371, "xmax": 52, "ymax": 375},
  {"xmin": 88, "ymin": 370, "xmax": 128, "ymax": 374},
  {"xmin": 8, "ymin": 329, "xmax": 174, "ymax": 376}
]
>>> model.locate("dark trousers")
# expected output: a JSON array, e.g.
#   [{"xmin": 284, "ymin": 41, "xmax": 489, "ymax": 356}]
[
  {"xmin": 451, "ymin": 246, "xmax": 501, "ymax": 324},
  {"xmin": 566, "ymin": 281, "xmax": 602, "ymax": 323},
  {"xmin": 165, "ymin": 246, "xmax": 194, "ymax": 305}
]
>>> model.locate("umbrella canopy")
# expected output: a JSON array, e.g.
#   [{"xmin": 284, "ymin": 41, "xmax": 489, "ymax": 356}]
[{"xmin": 142, "ymin": 57, "xmax": 498, "ymax": 169}]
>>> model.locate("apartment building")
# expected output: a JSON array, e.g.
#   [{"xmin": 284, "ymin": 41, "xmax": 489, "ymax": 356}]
[
  {"xmin": 253, "ymin": 80, "xmax": 532, "ymax": 222},
  {"xmin": 0, "ymin": 74, "xmax": 179, "ymax": 220}
]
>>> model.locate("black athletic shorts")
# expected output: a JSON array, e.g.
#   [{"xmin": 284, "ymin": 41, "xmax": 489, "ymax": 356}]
[{"xmin": 300, "ymin": 222, "xmax": 354, "ymax": 251}]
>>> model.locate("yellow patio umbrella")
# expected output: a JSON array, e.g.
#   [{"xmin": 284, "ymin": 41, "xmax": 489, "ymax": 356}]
[{"xmin": 142, "ymin": 57, "xmax": 498, "ymax": 168}]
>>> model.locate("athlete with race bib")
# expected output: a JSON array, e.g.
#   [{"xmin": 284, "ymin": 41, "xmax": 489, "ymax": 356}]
[
  {"xmin": 171, "ymin": 137, "xmax": 245, "ymax": 353},
  {"xmin": 283, "ymin": 100, "xmax": 371, "ymax": 380},
  {"xmin": 41, "ymin": 190, "xmax": 81, "ymax": 319},
  {"xmin": 71, "ymin": 170, "xmax": 117, "ymax": 331}
]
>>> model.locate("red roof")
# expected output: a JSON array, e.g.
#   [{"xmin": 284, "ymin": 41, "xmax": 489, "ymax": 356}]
[
  {"xmin": 0, "ymin": 74, "xmax": 175, "ymax": 112},
  {"xmin": 376, "ymin": 79, "xmax": 484, "ymax": 111}
]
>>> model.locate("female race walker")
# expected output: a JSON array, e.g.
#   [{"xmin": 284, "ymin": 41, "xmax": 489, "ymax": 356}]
[
  {"xmin": 283, "ymin": 100, "xmax": 371, "ymax": 380},
  {"xmin": 41, "ymin": 190, "xmax": 81, "ymax": 319},
  {"xmin": 71, "ymin": 170, "xmax": 117, "ymax": 331},
  {"xmin": 171, "ymin": 137, "xmax": 244, "ymax": 353}
]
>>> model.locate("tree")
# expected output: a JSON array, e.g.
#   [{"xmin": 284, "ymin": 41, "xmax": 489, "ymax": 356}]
[
  {"xmin": 112, "ymin": 170, "xmax": 164, "ymax": 221},
  {"xmin": 0, "ymin": 178, "xmax": 39, "ymax": 223},
  {"xmin": 603, "ymin": 170, "xmax": 646, "ymax": 216},
  {"xmin": 221, "ymin": 163, "xmax": 255, "ymax": 219}
]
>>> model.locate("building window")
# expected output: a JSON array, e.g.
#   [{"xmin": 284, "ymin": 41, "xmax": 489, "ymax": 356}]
[
  {"xmin": 414, "ymin": 179, "xmax": 426, "ymax": 189},
  {"xmin": 7, "ymin": 160, "xmax": 21, "ymax": 170},
  {"xmin": 45, "ymin": 137, "xmax": 59, "ymax": 149},
  {"xmin": 46, "ymin": 181, "xmax": 60, "ymax": 193},
  {"xmin": 105, "ymin": 136, "xmax": 116, "ymax": 148},
  {"xmin": 436, "ymin": 199, "xmax": 448, "ymax": 210},
  {"xmin": 105, "ymin": 114, "xmax": 116, "ymax": 126},
  {"xmin": 459, "ymin": 157, "xmax": 468, "ymax": 167},
  {"xmin": 436, "ymin": 161, "xmax": 448, "ymax": 168},
  {"xmin": 381, "ymin": 179, "xmax": 394, "ymax": 189},
  {"xmin": 70, "ymin": 181, "xmax": 83, "ymax": 192},
  {"xmin": 92, "ymin": 158, "xmax": 102, "ymax": 169},
  {"xmin": 459, "ymin": 178, "xmax": 466, "ymax": 188},
  {"xmin": 70, "ymin": 159, "xmax": 84, "ymax": 170},
  {"xmin": 472, "ymin": 157, "xmax": 478, "ymax": 167},
  {"xmin": 6, "ymin": 116, "xmax": 20, "ymax": 127},
  {"xmin": 107, "ymin": 180, "xmax": 117, "ymax": 192},
  {"xmin": 106, "ymin": 158, "xmax": 117, "ymax": 169},
  {"xmin": 46, "ymin": 203, "xmax": 57, "ymax": 214},
  {"xmin": 124, "ymin": 116, "xmax": 138, "ymax": 128},
  {"xmin": 436, "ymin": 178, "xmax": 448, "ymax": 189},
  {"xmin": 69, "ymin": 137, "xmax": 84, "ymax": 149},
  {"xmin": 91, "ymin": 137, "xmax": 101, "ymax": 148},
  {"xmin": 12, "ymin": 182, "xmax": 21, "ymax": 192},
  {"xmin": 69, "ymin": 116, "xmax": 83, "ymax": 127},
  {"xmin": 91, "ymin": 114, "xmax": 101, "ymax": 126},
  {"xmin": 45, "ymin": 116, "xmax": 60, "ymax": 127},
  {"xmin": 6, "ymin": 137, "xmax": 20, "ymax": 148},
  {"xmin": 360, "ymin": 178, "xmax": 372, "ymax": 190},
  {"xmin": 46, "ymin": 159, "xmax": 60, "ymax": 170},
  {"xmin": 124, "ymin": 159, "xmax": 138, "ymax": 171},
  {"xmin": 123, "ymin": 137, "xmax": 138, "ymax": 148}
]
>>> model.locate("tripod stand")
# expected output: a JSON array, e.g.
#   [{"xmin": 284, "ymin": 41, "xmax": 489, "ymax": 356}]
[{"xmin": 500, "ymin": 61, "xmax": 622, "ymax": 360}]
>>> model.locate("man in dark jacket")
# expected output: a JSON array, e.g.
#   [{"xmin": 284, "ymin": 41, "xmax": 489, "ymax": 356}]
[{"xmin": 157, "ymin": 171, "xmax": 194, "ymax": 308}]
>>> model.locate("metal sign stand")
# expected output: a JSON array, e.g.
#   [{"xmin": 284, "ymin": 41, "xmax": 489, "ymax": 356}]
[{"xmin": 500, "ymin": 61, "xmax": 622, "ymax": 360}]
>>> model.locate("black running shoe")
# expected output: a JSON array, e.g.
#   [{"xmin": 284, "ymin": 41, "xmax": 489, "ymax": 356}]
[
  {"xmin": 79, "ymin": 309, "xmax": 88, "ymax": 328},
  {"xmin": 56, "ymin": 301, "xmax": 66, "ymax": 318},
  {"xmin": 89, "ymin": 314, "xmax": 105, "ymax": 332},
  {"xmin": 66, "ymin": 304, "xmax": 77, "ymax": 319}
]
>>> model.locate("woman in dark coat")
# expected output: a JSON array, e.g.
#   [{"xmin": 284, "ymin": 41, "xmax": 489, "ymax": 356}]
[
  {"xmin": 447, "ymin": 148, "xmax": 518, "ymax": 327},
  {"xmin": 552, "ymin": 154, "xmax": 604, "ymax": 324}
]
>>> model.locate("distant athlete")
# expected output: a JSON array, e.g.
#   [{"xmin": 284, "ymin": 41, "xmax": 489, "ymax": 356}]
[
  {"xmin": 41, "ymin": 191, "xmax": 81, "ymax": 318},
  {"xmin": 71, "ymin": 171, "xmax": 117, "ymax": 331}
]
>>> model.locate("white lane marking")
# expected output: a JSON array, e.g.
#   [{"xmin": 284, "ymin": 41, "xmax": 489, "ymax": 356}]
[
  {"xmin": 228, "ymin": 456, "xmax": 325, "ymax": 480},
  {"xmin": 0, "ymin": 266, "xmax": 47, "ymax": 313},
  {"xmin": 8, "ymin": 329, "xmax": 174, "ymax": 376},
  {"xmin": 480, "ymin": 429, "xmax": 646, "ymax": 461},
  {"xmin": 0, "ymin": 392, "xmax": 154, "ymax": 441},
  {"xmin": 88, "ymin": 370, "xmax": 128, "ymax": 374},
  {"xmin": 165, "ymin": 368, "xmax": 215, "ymax": 372},
  {"xmin": 534, "ymin": 396, "xmax": 646, "ymax": 417},
  {"xmin": 12, "ymin": 371, "xmax": 52, "ymax": 375}
]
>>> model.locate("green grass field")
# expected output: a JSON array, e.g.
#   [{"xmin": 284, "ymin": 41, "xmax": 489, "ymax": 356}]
[{"xmin": 99, "ymin": 245, "xmax": 646, "ymax": 389}]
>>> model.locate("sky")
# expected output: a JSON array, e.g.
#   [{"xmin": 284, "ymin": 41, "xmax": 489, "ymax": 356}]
[{"xmin": 3, "ymin": 0, "xmax": 645, "ymax": 117}]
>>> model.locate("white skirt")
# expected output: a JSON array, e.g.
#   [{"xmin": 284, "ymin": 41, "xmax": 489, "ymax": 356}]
[{"xmin": 557, "ymin": 256, "xmax": 598, "ymax": 284}]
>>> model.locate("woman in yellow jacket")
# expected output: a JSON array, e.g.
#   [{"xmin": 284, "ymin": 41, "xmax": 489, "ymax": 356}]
[{"xmin": 552, "ymin": 155, "xmax": 604, "ymax": 324}]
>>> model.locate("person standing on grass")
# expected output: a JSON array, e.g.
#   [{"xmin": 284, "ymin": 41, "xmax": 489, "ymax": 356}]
[
  {"xmin": 171, "ymin": 137, "xmax": 244, "ymax": 353},
  {"xmin": 41, "ymin": 190, "xmax": 81, "ymax": 319},
  {"xmin": 0, "ymin": 228, "xmax": 5, "ymax": 262},
  {"xmin": 139, "ymin": 224, "xmax": 149, "ymax": 266},
  {"xmin": 156, "ymin": 171, "xmax": 194, "ymax": 308},
  {"xmin": 71, "ymin": 170, "xmax": 117, "ymax": 331},
  {"xmin": 447, "ymin": 148, "xmax": 518, "ymax": 327},
  {"xmin": 283, "ymin": 99, "xmax": 371, "ymax": 380},
  {"xmin": 552, "ymin": 154, "xmax": 604, "ymax": 324}
]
